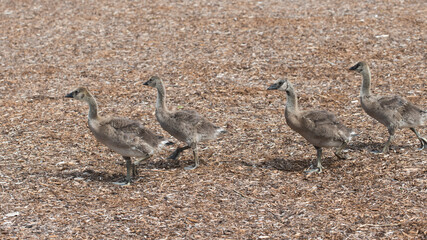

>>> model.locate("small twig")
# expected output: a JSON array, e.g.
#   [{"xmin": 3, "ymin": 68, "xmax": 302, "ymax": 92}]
[{"xmin": 186, "ymin": 217, "xmax": 198, "ymax": 223}]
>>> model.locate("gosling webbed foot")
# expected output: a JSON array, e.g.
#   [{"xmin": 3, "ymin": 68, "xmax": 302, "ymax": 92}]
[
  {"xmin": 371, "ymin": 148, "xmax": 389, "ymax": 154},
  {"xmin": 184, "ymin": 158, "xmax": 199, "ymax": 170},
  {"xmin": 184, "ymin": 165, "xmax": 198, "ymax": 170},
  {"xmin": 304, "ymin": 165, "xmax": 323, "ymax": 175},
  {"xmin": 410, "ymin": 128, "xmax": 426, "ymax": 150},
  {"xmin": 168, "ymin": 146, "xmax": 191, "ymax": 160},
  {"xmin": 305, "ymin": 162, "xmax": 323, "ymax": 173},
  {"xmin": 113, "ymin": 180, "xmax": 131, "ymax": 186},
  {"xmin": 417, "ymin": 137, "xmax": 426, "ymax": 150},
  {"xmin": 184, "ymin": 158, "xmax": 200, "ymax": 170}
]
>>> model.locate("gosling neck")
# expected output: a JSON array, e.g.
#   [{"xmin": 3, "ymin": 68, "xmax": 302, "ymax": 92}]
[
  {"xmin": 86, "ymin": 94, "xmax": 99, "ymax": 120},
  {"xmin": 285, "ymin": 83, "xmax": 299, "ymax": 113},
  {"xmin": 155, "ymin": 80, "xmax": 168, "ymax": 112},
  {"xmin": 360, "ymin": 67, "xmax": 372, "ymax": 97}
]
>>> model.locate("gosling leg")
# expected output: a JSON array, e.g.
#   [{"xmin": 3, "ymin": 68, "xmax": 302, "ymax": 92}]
[
  {"xmin": 184, "ymin": 144, "xmax": 199, "ymax": 170},
  {"xmin": 168, "ymin": 146, "xmax": 191, "ymax": 160},
  {"xmin": 410, "ymin": 128, "xmax": 427, "ymax": 150},
  {"xmin": 334, "ymin": 142, "xmax": 348, "ymax": 159},
  {"xmin": 305, "ymin": 147, "xmax": 323, "ymax": 174},
  {"xmin": 381, "ymin": 128, "xmax": 396, "ymax": 153},
  {"xmin": 113, "ymin": 156, "xmax": 132, "ymax": 186}
]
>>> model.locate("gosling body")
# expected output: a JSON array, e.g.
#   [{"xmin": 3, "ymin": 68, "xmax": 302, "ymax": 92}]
[{"xmin": 268, "ymin": 79, "xmax": 355, "ymax": 173}]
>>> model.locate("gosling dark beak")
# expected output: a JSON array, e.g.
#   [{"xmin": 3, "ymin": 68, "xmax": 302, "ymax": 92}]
[
  {"xmin": 349, "ymin": 64, "xmax": 359, "ymax": 71},
  {"xmin": 65, "ymin": 92, "xmax": 74, "ymax": 98},
  {"xmin": 143, "ymin": 81, "xmax": 149, "ymax": 86},
  {"xmin": 267, "ymin": 83, "xmax": 279, "ymax": 90}
]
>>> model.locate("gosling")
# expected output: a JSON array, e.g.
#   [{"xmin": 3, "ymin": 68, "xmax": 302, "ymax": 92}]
[
  {"xmin": 268, "ymin": 79, "xmax": 355, "ymax": 174},
  {"xmin": 349, "ymin": 61, "xmax": 426, "ymax": 153},
  {"xmin": 143, "ymin": 76, "xmax": 226, "ymax": 170},
  {"xmin": 65, "ymin": 87, "xmax": 171, "ymax": 185}
]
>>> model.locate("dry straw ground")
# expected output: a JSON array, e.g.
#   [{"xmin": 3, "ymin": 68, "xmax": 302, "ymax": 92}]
[{"xmin": 1, "ymin": 0, "xmax": 426, "ymax": 239}]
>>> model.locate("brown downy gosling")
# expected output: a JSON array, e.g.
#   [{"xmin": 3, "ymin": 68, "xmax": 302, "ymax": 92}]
[
  {"xmin": 268, "ymin": 79, "xmax": 356, "ymax": 174},
  {"xmin": 65, "ymin": 87, "xmax": 172, "ymax": 185},
  {"xmin": 143, "ymin": 76, "xmax": 226, "ymax": 170},
  {"xmin": 349, "ymin": 61, "xmax": 426, "ymax": 153}
]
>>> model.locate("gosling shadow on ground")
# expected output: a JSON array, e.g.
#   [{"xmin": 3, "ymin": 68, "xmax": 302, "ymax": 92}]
[
  {"xmin": 348, "ymin": 140, "xmax": 419, "ymax": 153},
  {"xmin": 348, "ymin": 141, "xmax": 383, "ymax": 152},
  {"xmin": 240, "ymin": 154, "xmax": 346, "ymax": 172},
  {"xmin": 261, "ymin": 158, "xmax": 309, "ymax": 172},
  {"xmin": 57, "ymin": 159, "xmax": 186, "ymax": 183},
  {"xmin": 59, "ymin": 169, "xmax": 124, "ymax": 183},
  {"xmin": 239, "ymin": 158, "xmax": 309, "ymax": 172},
  {"xmin": 138, "ymin": 158, "xmax": 184, "ymax": 170}
]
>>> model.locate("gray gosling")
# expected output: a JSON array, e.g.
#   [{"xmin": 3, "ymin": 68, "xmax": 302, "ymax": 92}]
[
  {"xmin": 268, "ymin": 79, "xmax": 355, "ymax": 174},
  {"xmin": 65, "ymin": 87, "xmax": 171, "ymax": 185},
  {"xmin": 349, "ymin": 61, "xmax": 426, "ymax": 153},
  {"xmin": 143, "ymin": 76, "xmax": 226, "ymax": 170}
]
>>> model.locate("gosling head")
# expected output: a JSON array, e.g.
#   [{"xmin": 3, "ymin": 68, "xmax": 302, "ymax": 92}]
[
  {"xmin": 267, "ymin": 79, "xmax": 289, "ymax": 91},
  {"xmin": 65, "ymin": 87, "xmax": 91, "ymax": 101},
  {"xmin": 349, "ymin": 61, "xmax": 368, "ymax": 73},
  {"xmin": 143, "ymin": 76, "xmax": 161, "ymax": 88}
]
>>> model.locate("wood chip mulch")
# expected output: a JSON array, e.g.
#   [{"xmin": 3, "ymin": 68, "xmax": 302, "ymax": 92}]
[{"xmin": 1, "ymin": 0, "xmax": 425, "ymax": 239}]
